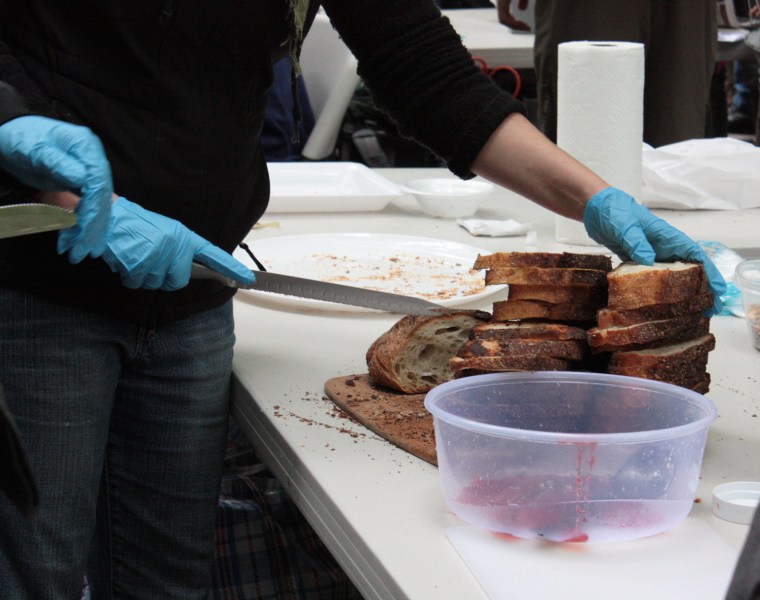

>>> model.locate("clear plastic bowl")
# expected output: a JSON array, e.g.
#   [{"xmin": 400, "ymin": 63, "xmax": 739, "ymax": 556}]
[
  {"xmin": 734, "ymin": 259, "xmax": 760, "ymax": 351},
  {"xmin": 424, "ymin": 371, "xmax": 717, "ymax": 543}
]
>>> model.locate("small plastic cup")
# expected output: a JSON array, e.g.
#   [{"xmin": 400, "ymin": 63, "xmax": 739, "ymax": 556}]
[{"xmin": 734, "ymin": 259, "xmax": 760, "ymax": 351}]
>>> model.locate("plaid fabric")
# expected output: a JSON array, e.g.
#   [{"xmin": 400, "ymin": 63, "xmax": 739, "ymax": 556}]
[
  {"xmin": 82, "ymin": 422, "xmax": 361, "ymax": 600},
  {"xmin": 211, "ymin": 423, "xmax": 363, "ymax": 600}
]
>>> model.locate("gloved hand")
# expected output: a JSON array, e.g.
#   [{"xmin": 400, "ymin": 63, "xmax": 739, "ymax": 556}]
[
  {"xmin": 584, "ymin": 187, "xmax": 726, "ymax": 314},
  {"xmin": 102, "ymin": 197, "xmax": 255, "ymax": 291},
  {"xmin": 0, "ymin": 115, "xmax": 113, "ymax": 263}
]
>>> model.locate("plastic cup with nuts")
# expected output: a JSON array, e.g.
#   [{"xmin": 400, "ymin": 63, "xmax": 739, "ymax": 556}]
[{"xmin": 734, "ymin": 259, "xmax": 760, "ymax": 351}]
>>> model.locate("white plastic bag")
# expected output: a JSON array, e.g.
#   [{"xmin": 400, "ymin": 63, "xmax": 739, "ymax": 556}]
[{"xmin": 641, "ymin": 138, "xmax": 760, "ymax": 210}]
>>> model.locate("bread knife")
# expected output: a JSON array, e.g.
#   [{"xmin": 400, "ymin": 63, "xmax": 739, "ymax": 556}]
[
  {"xmin": 0, "ymin": 203, "xmax": 76, "ymax": 239},
  {"xmin": 190, "ymin": 262, "xmax": 489, "ymax": 317}
]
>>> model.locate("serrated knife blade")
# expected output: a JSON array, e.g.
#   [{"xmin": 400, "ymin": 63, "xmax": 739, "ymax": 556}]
[
  {"xmin": 0, "ymin": 203, "xmax": 76, "ymax": 239},
  {"xmin": 190, "ymin": 262, "xmax": 456, "ymax": 316}
]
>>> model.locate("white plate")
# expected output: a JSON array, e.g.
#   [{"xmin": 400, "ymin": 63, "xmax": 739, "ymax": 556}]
[
  {"xmin": 232, "ymin": 233, "xmax": 506, "ymax": 312},
  {"xmin": 265, "ymin": 162, "xmax": 404, "ymax": 213}
]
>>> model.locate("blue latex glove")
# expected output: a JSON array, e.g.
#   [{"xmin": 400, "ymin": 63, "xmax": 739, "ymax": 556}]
[
  {"xmin": 102, "ymin": 197, "xmax": 255, "ymax": 291},
  {"xmin": 584, "ymin": 187, "xmax": 727, "ymax": 314},
  {"xmin": 0, "ymin": 115, "xmax": 113, "ymax": 263}
]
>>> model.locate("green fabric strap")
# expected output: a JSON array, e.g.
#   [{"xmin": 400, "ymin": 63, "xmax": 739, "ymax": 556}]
[{"xmin": 286, "ymin": 0, "xmax": 310, "ymax": 142}]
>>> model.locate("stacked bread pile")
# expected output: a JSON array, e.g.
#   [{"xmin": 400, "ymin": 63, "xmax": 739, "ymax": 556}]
[
  {"xmin": 450, "ymin": 252, "xmax": 612, "ymax": 377},
  {"xmin": 586, "ymin": 261, "xmax": 715, "ymax": 393}
]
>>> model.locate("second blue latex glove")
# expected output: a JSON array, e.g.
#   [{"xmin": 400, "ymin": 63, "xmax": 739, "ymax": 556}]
[
  {"xmin": 0, "ymin": 115, "xmax": 113, "ymax": 262},
  {"xmin": 583, "ymin": 187, "xmax": 727, "ymax": 314},
  {"xmin": 102, "ymin": 197, "xmax": 254, "ymax": 291}
]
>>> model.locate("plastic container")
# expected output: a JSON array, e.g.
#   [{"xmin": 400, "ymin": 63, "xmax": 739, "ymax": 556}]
[
  {"xmin": 424, "ymin": 371, "xmax": 717, "ymax": 543},
  {"xmin": 734, "ymin": 259, "xmax": 760, "ymax": 351},
  {"xmin": 403, "ymin": 178, "xmax": 493, "ymax": 218}
]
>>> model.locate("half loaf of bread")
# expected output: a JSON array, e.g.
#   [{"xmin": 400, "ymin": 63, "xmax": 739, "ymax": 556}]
[{"xmin": 366, "ymin": 312, "xmax": 483, "ymax": 394}]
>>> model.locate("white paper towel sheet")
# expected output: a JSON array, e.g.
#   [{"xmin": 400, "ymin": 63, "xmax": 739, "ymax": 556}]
[
  {"xmin": 555, "ymin": 41, "xmax": 645, "ymax": 245},
  {"xmin": 446, "ymin": 518, "xmax": 738, "ymax": 600}
]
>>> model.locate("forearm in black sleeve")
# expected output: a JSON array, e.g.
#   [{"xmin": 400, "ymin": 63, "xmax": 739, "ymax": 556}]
[{"xmin": 321, "ymin": 0, "xmax": 526, "ymax": 178}]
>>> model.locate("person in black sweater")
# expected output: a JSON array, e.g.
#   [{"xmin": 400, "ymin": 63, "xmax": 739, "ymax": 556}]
[{"xmin": 0, "ymin": 1, "xmax": 725, "ymax": 598}]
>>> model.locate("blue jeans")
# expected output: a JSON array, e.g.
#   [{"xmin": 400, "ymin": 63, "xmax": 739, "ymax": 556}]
[{"xmin": 0, "ymin": 289, "xmax": 235, "ymax": 600}]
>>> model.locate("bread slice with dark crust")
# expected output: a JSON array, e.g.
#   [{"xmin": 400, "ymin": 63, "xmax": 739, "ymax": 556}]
[
  {"xmin": 366, "ymin": 312, "xmax": 483, "ymax": 394},
  {"xmin": 509, "ymin": 283, "xmax": 608, "ymax": 305},
  {"xmin": 596, "ymin": 293, "xmax": 714, "ymax": 328},
  {"xmin": 607, "ymin": 261, "xmax": 707, "ymax": 309},
  {"xmin": 470, "ymin": 321, "xmax": 588, "ymax": 341},
  {"xmin": 587, "ymin": 315, "xmax": 710, "ymax": 353},
  {"xmin": 449, "ymin": 355, "xmax": 570, "ymax": 374},
  {"xmin": 457, "ymin": 337, "xmax": 588, "ymax": 362},
  {"xmin": 473, "ymin": 252, "xmax": 612, "ymax": 272},
  {"xmin": 486, "ymin": 266, "xmax": 608, "ymax": 287},
  {"xmin": 493, "ymin": 299, "xmax": 597, "ymax": 323},
  {"xmin": 608, "ymin": 334, "xmax": 715, "ymax": 371}
]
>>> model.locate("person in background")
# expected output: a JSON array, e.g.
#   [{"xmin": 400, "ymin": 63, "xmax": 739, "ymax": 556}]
[
  {"xmin": 519, "ymin": 0, "xmax": 717, "ymax": 147},
  {"xmin": 0, "ymin": 2, "xmax": 724, "ymax": 599}
]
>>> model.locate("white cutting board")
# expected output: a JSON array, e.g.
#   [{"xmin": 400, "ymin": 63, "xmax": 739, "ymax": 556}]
[{"xmin": 446, "ymin": 517, "xmax": 738, "ymax": 600}]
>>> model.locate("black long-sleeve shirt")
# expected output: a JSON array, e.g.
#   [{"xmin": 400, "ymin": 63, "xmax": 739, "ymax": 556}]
[{"xmin": 0, "ymin": 0, "xmax": 525, "ymax": 327}]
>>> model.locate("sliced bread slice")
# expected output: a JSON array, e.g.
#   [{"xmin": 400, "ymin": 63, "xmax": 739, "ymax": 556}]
[
  {"xmin": 457, "ymin": 337, "xmax": 588, "ymax": 362},
  {"xmin": 608, "ymin": 334, "xmax": 715, "ymax": 371},
  {"xmin": 470, "ymin": 321, "xmax": 588, "ymax": 341},
  {"xmin": 596, "ymin": 293, "xmax": 714, "ymax": 328},
  {"xmin": 508, "ymin": 283, "xmax": 607, "ymax": 305},
  {"xmin": 473, "ymin": 251, "xmax": 612, "ymax": 271},
  {"xmin": 493, "ymin": 299, "xmax": 597, "ymax": 323},
  {"xmin": 587, "ymin": 314, "xmax": 709, "ymax": 353},
  {"xmin": 485, "ymin": 266, "xmax": 608, "ymax": 287},
  {"xmin": 449, "ymin": 355, "xmax": 570, "ymax": 374},
  {"xmin": 607, "ymin": 261, "xmax": 707, "ymax": 309}
]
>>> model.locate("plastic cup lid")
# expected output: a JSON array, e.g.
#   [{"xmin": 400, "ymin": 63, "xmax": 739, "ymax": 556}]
[{"xmin": 711, "ymin": 482, "xmax": 760, "ymax": 525}]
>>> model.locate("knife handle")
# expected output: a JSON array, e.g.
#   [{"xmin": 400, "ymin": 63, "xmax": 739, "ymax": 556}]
[{"xmin": 190, "ymin": 262, "xmax": 239, "ymax": 287}]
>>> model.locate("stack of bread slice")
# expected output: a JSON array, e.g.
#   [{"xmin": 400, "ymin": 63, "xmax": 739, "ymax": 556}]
[
  {"xmin": 587, "ymin": 261, "xmax": 715, "ymax": 393},
  {"xmin": 450, "ymin": 321, "xmax": 591, "ymax": 377},
  {"xmin": 450, "ymin": 252, "xmax": 612, "ymax": 377},
  {"xmin": 475, "ymin": 252, "xmax": 611, "ymax": 323}
]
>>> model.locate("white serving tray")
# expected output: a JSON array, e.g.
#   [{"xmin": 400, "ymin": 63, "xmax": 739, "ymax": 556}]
[{"xmin": 264, "ymin": 162, "xmax": 404, "ymax": 213}]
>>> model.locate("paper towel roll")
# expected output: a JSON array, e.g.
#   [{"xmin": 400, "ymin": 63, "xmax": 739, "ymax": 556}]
[{"xmin": 555, "ymin": 41, "xmax": 645, "ymax": 245}]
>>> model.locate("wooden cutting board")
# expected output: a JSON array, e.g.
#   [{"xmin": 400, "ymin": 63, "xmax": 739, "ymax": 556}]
[{"xmin": 324, "ymin": 374, "xmax": 437, "ymax": 465}]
